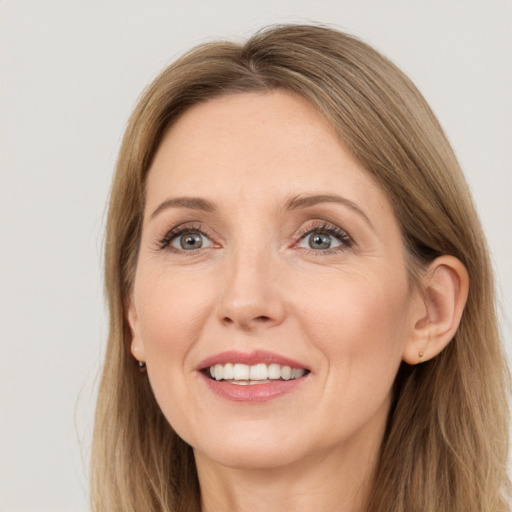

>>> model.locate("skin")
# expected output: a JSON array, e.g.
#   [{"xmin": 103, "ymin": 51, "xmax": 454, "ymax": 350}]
[{"xmin": 128, "ymin": 91, "xmax": 466, "ymax": 511}]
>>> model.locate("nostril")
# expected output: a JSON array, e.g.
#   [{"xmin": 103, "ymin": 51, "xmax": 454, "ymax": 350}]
[{"xmin": 221, "ymin": 315, "xmax": 272, "ymax": 328}]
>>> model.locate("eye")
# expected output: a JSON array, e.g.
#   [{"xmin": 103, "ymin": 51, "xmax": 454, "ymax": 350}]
[
  {"xmin": 171, "ymin": 231, "xmax": 213, "ymax": 250},
  {"xmin": 301, "ymin": 232, "xmax": 339, "ymax": 250},
  {"xmin": 297, "ymin": 223, "xmax": 352, "ymax": 252},
  {"xmin": 158, "ymin": 225, "xmax": 214, "ymax": 252}
]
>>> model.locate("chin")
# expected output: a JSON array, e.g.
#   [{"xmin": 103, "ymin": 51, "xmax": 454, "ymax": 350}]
[{"xmin": 190, "ymin": 427, "xmax": 307, "ymax": 470}]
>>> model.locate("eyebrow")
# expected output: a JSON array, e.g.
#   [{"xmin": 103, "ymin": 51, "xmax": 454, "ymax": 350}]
[
  {"xmin": 150, "ymin": 197, "xmax": 216, "ymax": 219},
  {"xmin": 284, "ymin": 193, "xmax": 374, "ymax": 231},
  {"xmin": 150, "ymin": 193, "xmax": 374, "ymax": 231}
]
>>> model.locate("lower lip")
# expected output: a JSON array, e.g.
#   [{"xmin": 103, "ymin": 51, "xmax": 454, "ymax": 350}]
[{"xmin": 199, "ymin": 372, "xmax": 308, "ymax": 402}]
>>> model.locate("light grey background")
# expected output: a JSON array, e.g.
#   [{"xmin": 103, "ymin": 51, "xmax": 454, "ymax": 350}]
[{"xmin": 1, "ymin": 1, "xmax": 511, "ymax": 510}]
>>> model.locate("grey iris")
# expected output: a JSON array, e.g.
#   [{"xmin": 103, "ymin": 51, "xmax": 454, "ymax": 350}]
[
  {"xmin": 310, "ymin": 233, "xmax": 331, "ymax": 249},
  {"xmin": 181, "ymin": 233, "xmax": 203, "ymax": 249}
]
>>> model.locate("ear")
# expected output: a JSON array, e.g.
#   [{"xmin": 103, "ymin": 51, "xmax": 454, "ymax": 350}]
[
  {"xmin": 403, "ymin": 255, "xmax": 469, "ymax": 365},
  {"xmin": 127, "ymin": 295, "xmax": 146, "ymax": 362}
]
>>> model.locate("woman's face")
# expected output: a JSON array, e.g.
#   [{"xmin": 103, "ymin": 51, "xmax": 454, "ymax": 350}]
[{"xmin": 128, "ymin": 91, "xmax": 423, "ymax": 470}]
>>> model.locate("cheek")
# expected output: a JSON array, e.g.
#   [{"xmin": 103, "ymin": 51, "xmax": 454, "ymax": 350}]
[
  {"xmin": 133, "ymin": 270, "xmax": 217, "ymax": 436},
  {"xmin": 295, "ymin": 268, "xmax": 410, "ymax": 383},
  {"xmin": 291, "ymin": 272, "xmax": 410, "ymax": 442},
  {"xmin": 134, "ymin": 268, "xmax": 217, "ymax": 408},
  {"xmin": 137, "ymin": 267, "xmax": 213, "ymax": 352}
]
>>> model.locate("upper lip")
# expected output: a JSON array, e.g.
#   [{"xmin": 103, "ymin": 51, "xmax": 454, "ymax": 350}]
[{"xmin": 196, "ymin": 350, "xmax": 310, "ymax": 371}]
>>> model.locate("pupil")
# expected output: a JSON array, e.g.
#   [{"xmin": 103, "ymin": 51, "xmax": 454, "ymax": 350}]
[
  {"xmin": 181, "ymin": 233, "xmax": 202, "ymax": 249},
  {"xmin": 310, "ymin": 233, "xmax": 331, "ymax": 249}
]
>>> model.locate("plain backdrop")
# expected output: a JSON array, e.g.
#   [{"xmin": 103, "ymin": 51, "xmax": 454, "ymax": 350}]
[{"xmin": 0, "ymin": 1, "xmax": 511, "ymax": 510}]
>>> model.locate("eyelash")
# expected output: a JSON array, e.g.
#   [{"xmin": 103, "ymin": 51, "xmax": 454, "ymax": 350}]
[
  {"xmin": 156, "ymin": 223, "xmax": 215, "ymax": 252},
  {"xmin": 156, "ymin": 221, "xmax": 353, "ymax": 255},
  {"xmin": 297, "ymin": 222, "xmax": 353, "ymax": 255}
]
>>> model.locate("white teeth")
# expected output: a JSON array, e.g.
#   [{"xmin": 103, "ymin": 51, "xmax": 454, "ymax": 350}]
[
  {"xmin": 233, "ymin": 363, "xmax": 250, "ymax": 380},
  {"xmin": 223, "ymin": 363, "xmax": 234, "ymax": 380},
  {"xmin": 267, "ymin": 363, "xmax": 281, "ymax": 379},
  {"xmin": 291, "ymin": 368, "xmax": 304, "ymax": 379},
  {"xmin": 249, "ymin": 363, "xmax": 267, "ymax": 380},
  {"xmin": 214, "ymin": 364, "xmax": 223, "ymax": 381},
  {"xmin": 207, "ymin": 363, "xmax": 307, "ymax": 382},
  {"xmin": 281, "ymin": 366, "xmax": 292, "ymax": 380}
]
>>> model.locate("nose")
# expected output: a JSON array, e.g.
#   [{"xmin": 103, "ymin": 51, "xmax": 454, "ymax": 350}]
[{"xmin": 216, "ymin": 246, "xmax": 286, "ymax": 332}]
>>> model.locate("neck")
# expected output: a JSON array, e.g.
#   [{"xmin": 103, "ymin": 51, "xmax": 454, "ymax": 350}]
[{"xmin": 195, "ymin": 431, "xmax": 381, "ymax": 512}]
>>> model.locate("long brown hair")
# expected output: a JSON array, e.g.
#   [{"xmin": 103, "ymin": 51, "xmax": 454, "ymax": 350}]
[{"xmin": 91, "ymin": 24, "xmax": 510, "ymax": 511}]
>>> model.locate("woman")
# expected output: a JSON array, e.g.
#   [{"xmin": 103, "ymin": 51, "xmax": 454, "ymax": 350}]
[{"xmin": 91, "ymin": 24, "xmax": 510, "ymax": 511}]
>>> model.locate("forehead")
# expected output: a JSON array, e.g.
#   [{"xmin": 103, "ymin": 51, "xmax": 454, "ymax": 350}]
[{"xmin": 146, "ymin": 90, "xmax": 391, "ymax": 221}]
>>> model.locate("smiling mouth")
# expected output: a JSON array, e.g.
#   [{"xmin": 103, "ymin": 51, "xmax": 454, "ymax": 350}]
[{"xmin": 203, "ymin": 363, "xmax": 310, "ymax": 384}]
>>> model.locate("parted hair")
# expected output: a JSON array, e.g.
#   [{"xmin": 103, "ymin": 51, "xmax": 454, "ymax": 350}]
[{"xmin": 91, "ymin": 24, "xmax": 510, "ymax": 511}]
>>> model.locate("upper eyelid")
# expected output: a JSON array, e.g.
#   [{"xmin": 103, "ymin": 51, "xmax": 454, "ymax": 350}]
[
  {"xmin": 297, "ymin": 222, "xmax": 350, "ymax": 236},
  {"xmin": 295, "ymin": 221, "xmax": 353, "ymax": 244},
  {"xmin": 157, "ymin": 223, "xmax": 216, "ymax": 249},
  {"xmin": 162, "ymin": 221, "xmax": 213, "ymax": 236}
]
